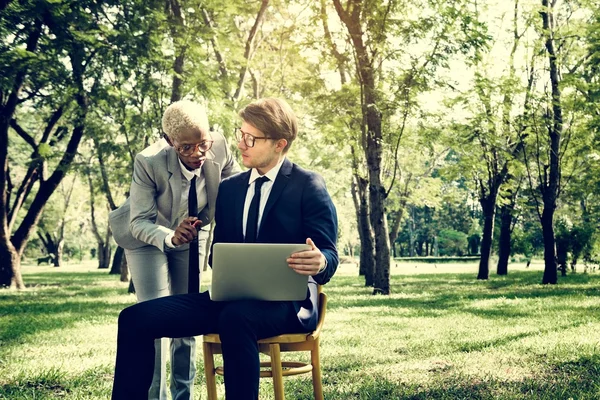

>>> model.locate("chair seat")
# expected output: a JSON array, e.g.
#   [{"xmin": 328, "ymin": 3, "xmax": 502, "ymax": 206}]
[{"xmin": 203, "ymin": 332, "xmax": 314, "ymax": 344}]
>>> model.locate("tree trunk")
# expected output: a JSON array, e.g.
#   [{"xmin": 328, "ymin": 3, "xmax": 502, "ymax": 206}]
[
  {"xmin": 120, "ymin": 253, "xmax": 130, "ymax": 283},
  {"xmin": 110, "ymin": 246, "xmax": 124, "ymax": 275},
  {"xmin": 53, "ymin": 239, "xmax": 64, "ymax": 267},
  {"xmin": 539, "ymin": 0, "xmax": 561, "ymax": 285},
  {"xmin": 496, "ymin": 203, "xmax": 513, "ymax": 275},
  {"xmin": 128, "ymin": 278, "xmax": 135, "ymax": 293},
  {"xmin": 477, "ymin": 195, "xmax": 496, "ymax": 280},
  {"xmin": 370, "ymin": 176, "xmax": 391, "ymax": 295},
  {"xmin": 352, "ymin": 173, "xmax": 375, "ymax": 286},
  {"xmin": 97, "ymin": 242, "xmax": 111, "ymax": 269},
  {"xmin": 541, "ymin": 207, "xmax": 558, "ymax": 284},
  {"xmin": 0, "ymin": 240, "xmax": 22, "ymax": 288},
  {"xmin": 409, "ymin": 208, "xmax": 416, "ymax": 256},
  {"xmin": 388, "ymin": 207, "xmax": 406, "ymax": 259}
]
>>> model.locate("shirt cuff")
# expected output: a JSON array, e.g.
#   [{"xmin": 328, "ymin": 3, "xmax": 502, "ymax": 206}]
[{"xmin": 164, "ymin": 233, "xmax": 176, "ymax": 248}]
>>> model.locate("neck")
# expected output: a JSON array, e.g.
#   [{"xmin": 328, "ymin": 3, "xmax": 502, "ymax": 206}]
[{"xmin": 256, "ymin": 154, "xmax": 284, "ymax": 175}]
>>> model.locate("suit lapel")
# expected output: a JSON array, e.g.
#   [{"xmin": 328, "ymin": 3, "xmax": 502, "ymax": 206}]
[
  {"xmin": 202, "ymin": 159, "xmax": 219, "ymax": 220},
  {"xmin": 167, "ymin": 147, "xmax": 182, "ymax": 223},
  {"xmin": 235, "ymin": 171, "xmax": 252, "ymax": 240},
  {"xmin": 260, "ymin": 159, "xmax": 293, "ymax": 234}
]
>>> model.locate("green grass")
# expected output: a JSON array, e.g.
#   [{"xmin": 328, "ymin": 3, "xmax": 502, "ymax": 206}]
[{"xmin": 1, "ymin": 260, "xmax": 600, "ymax": 399}]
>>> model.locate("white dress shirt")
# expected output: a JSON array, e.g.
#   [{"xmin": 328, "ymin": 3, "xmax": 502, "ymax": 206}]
[
  {"xmin": 242, "ymin": 157, "xmax": 285, "ymax": 240},
  {"xmin": 165, "ymin": 159, "xmax": 207, "ymax": 248}
]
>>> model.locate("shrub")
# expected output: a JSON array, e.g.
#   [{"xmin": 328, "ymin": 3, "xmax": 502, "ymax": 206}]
[{"xmin": 438, "ymin": 229, "xmax": 468, "ymax": 256}]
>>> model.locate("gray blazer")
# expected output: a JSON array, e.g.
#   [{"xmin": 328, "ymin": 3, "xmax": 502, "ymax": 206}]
[{"xmin": 109, "ymin": 131, "xmax": 240, "ymax": 251}]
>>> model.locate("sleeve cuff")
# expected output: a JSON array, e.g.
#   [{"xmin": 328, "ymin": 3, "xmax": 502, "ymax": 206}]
[{"xmin": 164, "ymin": 233, "xmax": 176, "ymax": 248}]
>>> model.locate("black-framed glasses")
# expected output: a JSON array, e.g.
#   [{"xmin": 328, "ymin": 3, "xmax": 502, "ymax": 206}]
[
  {"xmin": 174, "ymin": 140, "xmax": 214, "ymax": 156},
  {"xmin": 235, "ymin": 128, "xmax": 271, "ymax": 148}
]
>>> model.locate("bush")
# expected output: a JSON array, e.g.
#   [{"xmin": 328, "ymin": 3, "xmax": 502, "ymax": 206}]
[
  {"xmin": 438, "ymin": 229, "xmax": 468, "ymax": 256},
  {"xmin": 394, "ymin": 256, "xmax": 479, "ymax": 263}
]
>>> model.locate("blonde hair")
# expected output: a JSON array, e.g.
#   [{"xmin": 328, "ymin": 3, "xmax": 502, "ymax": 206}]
[{"xmin": 162, "ymin": 100, "xmax": 209, "ymax": 141}]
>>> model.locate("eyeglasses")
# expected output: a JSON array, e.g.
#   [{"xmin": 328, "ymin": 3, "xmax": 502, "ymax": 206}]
[
  {"xmin": 174, "ymin": 140, "xmax": 214, "ymax": 156},
  {"xmin": 235, "ymin": 128, "xmax": 271, "ymax": 148}
]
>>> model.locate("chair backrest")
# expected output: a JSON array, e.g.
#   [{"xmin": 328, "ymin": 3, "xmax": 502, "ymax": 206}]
[{"xmin": 307, "ymin": 291, "xmax": 327, "ymax": 341}]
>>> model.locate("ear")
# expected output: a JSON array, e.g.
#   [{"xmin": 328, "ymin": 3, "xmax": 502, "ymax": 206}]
[
  {"xmin": 275, "ymin": 139, "xmax": 287, "ymax": 153},
  {"xmin": 163, "ymin": 133, "xmax": 174, "ymax": 147}
]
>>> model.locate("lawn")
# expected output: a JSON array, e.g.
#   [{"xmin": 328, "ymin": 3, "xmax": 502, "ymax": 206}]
[{"xmin": 1, "ymin": 260, "xmax": 599, "ymax": 399}]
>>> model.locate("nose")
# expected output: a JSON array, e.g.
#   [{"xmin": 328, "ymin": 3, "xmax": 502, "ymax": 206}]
[{"xmin": 237, "ymin": 137, "xmax": 247, "ymax": 150}]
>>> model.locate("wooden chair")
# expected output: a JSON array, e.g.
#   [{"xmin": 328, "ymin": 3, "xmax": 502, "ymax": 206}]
[{"xmin": 202, "ymin": 291, "xmax": 328, "ymax": 400}]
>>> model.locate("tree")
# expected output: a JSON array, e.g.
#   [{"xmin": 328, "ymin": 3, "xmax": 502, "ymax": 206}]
[
  {"xmin": 330, "ymin": 0, "xmax": 488, "ymax": 294},
  {"xmin": 0, "ymin": 0, "xmax": 105, "ymax": 288},
  {"xmin": 522, "ymin": 0, "xmax": 593, "ymax": 283}
]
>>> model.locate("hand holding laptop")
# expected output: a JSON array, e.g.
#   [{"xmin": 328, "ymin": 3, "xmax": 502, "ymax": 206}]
[{"xmin": 287, "ymin": 238, "xmax": 326, "ymax": 276}]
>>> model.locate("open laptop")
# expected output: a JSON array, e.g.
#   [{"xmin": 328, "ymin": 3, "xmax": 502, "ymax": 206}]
[{"xmin": 209, "ymin": 243, "xmax": 311, "ymax": 301}]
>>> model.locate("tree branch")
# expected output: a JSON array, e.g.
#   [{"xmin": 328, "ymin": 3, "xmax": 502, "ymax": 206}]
[{"xmin": 233, "ymin": 0, "xmax": 270, "ymax": 103}]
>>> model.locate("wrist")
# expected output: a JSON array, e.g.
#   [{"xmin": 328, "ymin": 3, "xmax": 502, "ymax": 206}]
[
  {"xmin": 165, "ymin": 232, "xmax": 177, "ymax": 248},
  {"xmin": 317, "ymin": 256, "xmax": 327, "ymax": 274}
]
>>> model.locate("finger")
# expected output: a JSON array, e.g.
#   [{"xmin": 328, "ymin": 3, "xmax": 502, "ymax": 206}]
[
  {"xmin": 290, "ymin": 264, "xmax": 320, "ymax": 275},
  {"xmin": 306, "ymin": 237, "xmax": 317, "ymax": 250},
  {"xmin": 178, "ymin": 224, "xmax": 196, "ymax": 236},
  {"xmin": 288, "ymin": 259, "xmax": 320, "ymax": 270},
  {"xmin": 176, "ymin": 226, "xmax": 196, "ymax": 242},
  {"xmin": 180, "ymin": 217, "xmax": 198, "ymax": 228},
  {"xmin": 289, "ymin": 250, "xmax": 318, "ymax": 260},
  {"xmin": 173, "ymin": 233, "xmax": 189, "ymax": 245}
]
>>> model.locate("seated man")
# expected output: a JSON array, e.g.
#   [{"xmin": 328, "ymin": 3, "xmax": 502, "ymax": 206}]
[{"xmin": 111, "ymin": 98, "xmax": 339, "ymax": 400}]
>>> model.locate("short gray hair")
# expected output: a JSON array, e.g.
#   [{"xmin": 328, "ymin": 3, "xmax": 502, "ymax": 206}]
[{"xmin": 162, "ymin": 100, "xmax": 209, "ymax": 141}]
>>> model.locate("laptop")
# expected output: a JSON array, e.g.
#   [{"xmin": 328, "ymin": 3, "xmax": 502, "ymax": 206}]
[{"xmin": 209, "ymin": 243, "xmax": 311, "ymax": 301}]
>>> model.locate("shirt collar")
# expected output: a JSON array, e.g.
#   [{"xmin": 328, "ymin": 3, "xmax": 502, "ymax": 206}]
[
  {"xmin": 178, "ymin": 158, "xmax": 202, "ymax": 181},
  {"xmin": 249, "ymin": 156, "xmax": 285, "ymax": 185}
]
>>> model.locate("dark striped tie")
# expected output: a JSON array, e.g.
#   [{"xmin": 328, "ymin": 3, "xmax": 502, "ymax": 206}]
[
  {"xmin": 245, "ymin": 176, "xmax": 269, "ymax": 243},
  {"xmin": 188, "ymin": 176, "xmax": 199, "ymax": 293}
]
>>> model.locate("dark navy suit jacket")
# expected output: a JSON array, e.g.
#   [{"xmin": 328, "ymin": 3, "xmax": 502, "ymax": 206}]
[{"xmin": 210, "ymin": 158, "xmax": 338, "ymax": 330}]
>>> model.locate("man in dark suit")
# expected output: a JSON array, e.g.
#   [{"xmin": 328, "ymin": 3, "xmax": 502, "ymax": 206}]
[{"xmin": 111, "ymin": 98, "xmax": 338, "ymax": 400}]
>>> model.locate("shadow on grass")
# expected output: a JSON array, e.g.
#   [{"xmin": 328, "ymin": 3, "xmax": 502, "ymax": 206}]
[
  {"xmin": 327, "ymin": 271, "xmax": 600, "ymax": 321},
  {"xmin": 302, "ymin": 354, "xmax": 600, "ymax": 400},
  {"xmin": 0, "ymin": 272, "xmax": 131, "ymax": 346},
  {"xmin": 0, "ymin": 364, "xmax": 114, "ymax": 400}
]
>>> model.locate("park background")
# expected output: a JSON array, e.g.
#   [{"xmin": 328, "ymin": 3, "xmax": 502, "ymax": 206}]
[{"xmin": 1, "ymin": 0, "xmax": 600, "ymax": 398}]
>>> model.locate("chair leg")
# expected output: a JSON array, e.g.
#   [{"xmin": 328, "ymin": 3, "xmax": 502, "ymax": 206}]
[
  {"xmin": 203, "ymin": 342, "xmax": 218, "ymax": 400},
  {"xmin": 311, "ymin": 342, "xmax": 324, "ymax": 400},
  {"xmin": 269, "ymin": 343, "xmax": 285, "ymax": 400}
]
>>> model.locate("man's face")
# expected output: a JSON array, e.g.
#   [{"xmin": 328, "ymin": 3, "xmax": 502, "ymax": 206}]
[
  {"xmin": 237, "ymin": 122, "xmax": 285, "ymax": 175},
  {"xmin": 169, "ymin": 127, "xmax": 213, "ymax": 171}
]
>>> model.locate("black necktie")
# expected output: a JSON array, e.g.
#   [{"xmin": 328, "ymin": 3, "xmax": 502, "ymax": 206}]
[
  {"xmin": 245, "ymin": 176, "xmax": 269, "ymax": 243},
  {"xmin": 188, "ymin": 176, "xmax": 199, "ymax": 293}
]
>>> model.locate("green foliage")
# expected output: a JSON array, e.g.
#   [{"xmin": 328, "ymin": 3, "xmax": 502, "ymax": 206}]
[
  {"xmin": 394, "ymin": 256, "xmax": 479, "ymax": 263},
  {"xmin": 437, "ymin": 229, "xmax": 468, "ymax": 256},
  {"xmin": 2, "ymin": 0, "xmax": 600, "ymax": 288}
]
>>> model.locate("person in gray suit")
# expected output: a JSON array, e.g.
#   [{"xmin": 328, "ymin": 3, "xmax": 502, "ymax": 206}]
[{"xmin": 109, "ymin": 100, "xmax": 240, "ymax": 400}]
